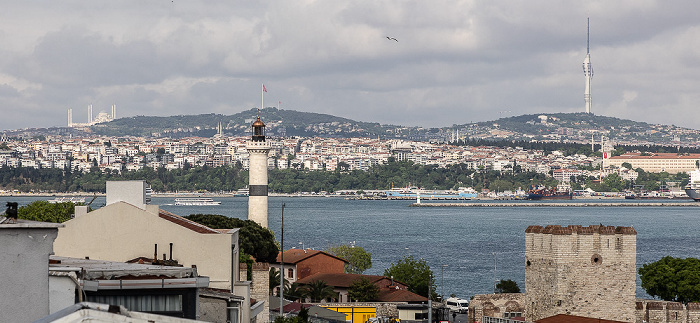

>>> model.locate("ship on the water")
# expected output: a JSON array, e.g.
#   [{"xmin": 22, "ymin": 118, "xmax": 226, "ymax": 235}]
[
  {"xmin": 385, "ymin": 186, "xmax": 478, "ymax": 199},
  {"xmin": 685, "ymin": 169, "xmax": 700, "ymax": 201},
  {"xmin": 174, "ymin": 197, "xmax": 221, "ymax": 206},
  {"xmin": 48, "ymin": 197, "xmax": 86, "ymax": 204},
  {"xmin": 526, "ymin": 186, "xmax": 572, "ymax": 200}
]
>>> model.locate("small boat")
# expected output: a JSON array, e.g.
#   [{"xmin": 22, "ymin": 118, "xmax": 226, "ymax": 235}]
[
  {"xmin": 174, "ymin": 198, "xmax": 221, "ymax": 206},
  {"xmin": 48, "ymin": 197, "xmax": 86, "ymax": 204}
]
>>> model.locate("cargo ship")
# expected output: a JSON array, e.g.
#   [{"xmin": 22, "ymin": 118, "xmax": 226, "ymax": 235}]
[{"xmin": 526, "ymin": 186, "xmax": 573, "ymax": 200}]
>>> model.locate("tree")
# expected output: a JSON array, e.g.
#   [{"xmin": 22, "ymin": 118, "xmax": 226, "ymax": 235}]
[
  {"xmin": 303, "ymin": 280, "xmax": 336, "ymax": 302},
  {"xmin": 326, "ymin": 244, "xmax": 372, "ymax": 274},
  {"xmin": 17, "ymin": 201, "xmax": 77, "ymax": 223},
  {"xmin": 495, "ymin": 279, "xmax": 521, "ymax": 293},
  {"xmin": 621, "ymin": 162, "xmax": 633, "ymax": 170},
  {"xmin": 185, "ymin": 214, "xmax": 279, "ymax": 263},
  {"xmin": 284, "ymin": 282, "xmax": 306, "ymax": 302},
  {"xmin": 639, "ymin": 256, "xmax": 700, "ymax": 303},
  {"xmin": 347, "ymin": 277, "xmax": 379, "ymax": 302},
  {"xmin": 270, "ymin": 268, "xmax": 290, "ymax": 296},
  {"xmin": 383, "ymin": 255, "xmax": 436, "ymax": 299}
]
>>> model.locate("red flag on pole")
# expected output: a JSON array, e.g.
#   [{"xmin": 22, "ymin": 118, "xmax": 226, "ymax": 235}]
[{"xmin": 262, "ymin": 84, "xmax": 267, "ymax": 92}]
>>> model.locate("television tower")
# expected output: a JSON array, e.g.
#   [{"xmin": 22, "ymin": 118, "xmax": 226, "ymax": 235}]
[{"xmin": 583, "ymin": 18, "xmax": 593, "ymax": 114}]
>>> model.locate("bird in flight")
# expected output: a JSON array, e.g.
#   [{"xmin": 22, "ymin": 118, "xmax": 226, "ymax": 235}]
[{"xmin": 386, "ymin": 36, "xmax": 398, "ymax": 42}]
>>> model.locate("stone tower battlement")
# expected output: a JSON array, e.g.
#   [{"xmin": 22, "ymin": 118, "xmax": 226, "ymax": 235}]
[{"xmin": 525, "ymin": 225, "xmax": 637, "ymax": 322}]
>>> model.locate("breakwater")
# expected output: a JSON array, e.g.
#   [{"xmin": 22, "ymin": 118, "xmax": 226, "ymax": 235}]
[{"xmin": 410, "ymin": 202, "xmax": 700, "ymax": 207}]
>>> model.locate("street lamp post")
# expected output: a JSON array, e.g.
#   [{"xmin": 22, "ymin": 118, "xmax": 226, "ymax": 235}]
[
  {"xmin": 441, "ymin": 264, "xmax": 448, "ymax": 299},
  {"xmin": 280, "ymin": 203, "xmax": 285, "ymax": 317},
  {"xmin": 493, "ymin": 252, "xmax": 497, "ymax": 293}
]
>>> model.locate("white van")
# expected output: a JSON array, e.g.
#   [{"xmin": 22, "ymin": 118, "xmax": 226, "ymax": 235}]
[{"xmin": 445, "ymin": 297, "xmax": 469, "ymax": 314}]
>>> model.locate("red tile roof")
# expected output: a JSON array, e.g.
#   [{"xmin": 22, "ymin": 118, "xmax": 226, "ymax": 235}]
[
  {"xmin": 296, "ymin": 273, "xmax": 386, "ymax": 288},
  {"xmin": 535, "ymin": 314, "xmax": 628, "ymax": 323},
  {"xmin": 378, "ymin": 288, "xmax": 428, "ymax": 303},
  {"xmin": 275, "ymin": 249, "xmax": 348, "ymax": 264},
  {"xmin": 296, "ymin": 273, "xmax": 427, "ymax": 303},
  {"xmin": 158, "ymin": 209, "xmax": 221, "ymax": 234}
]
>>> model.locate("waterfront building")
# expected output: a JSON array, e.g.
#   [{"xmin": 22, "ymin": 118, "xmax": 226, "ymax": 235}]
[{"xmin": 606, "ymin": 152, "xmax": 700, "ymax": 174}]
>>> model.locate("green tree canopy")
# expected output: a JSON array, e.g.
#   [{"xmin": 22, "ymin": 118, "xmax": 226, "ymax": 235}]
[
  {"xmin": 326, "ymin": 244, "xmax": 372, "ymax": 274},
  {"xmin": 383, "ymin": 255, "xmax": 436, "ymax": 299},
  {"xmin": 495, "ymin": 279, "xmax": 521, "ymax": 293},
  {"xmin": 185, "ymin": 214, "xmax": 279, "ymax": 263},
  {"xmin": 639, "ymin": 256, "xmax": 700, "ymax": 303},
  {"xmin": 284, "ymin": 282, "xmax": 306, "ymax": 303},
  {"xmin": 347, "ymin": 277, "xmax": 380, "ymax": 302},
  {"xmin": 303, "ymin": 280, "xmax": 336, "ymax": 302},
  {"xmin": 17, "ymin": 201, "xmax": 77, "ymax": 223}
]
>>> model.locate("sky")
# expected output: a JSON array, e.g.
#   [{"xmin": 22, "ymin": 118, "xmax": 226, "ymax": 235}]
[{"xmin": 2, "ymin": 1, "xmax": 700, "ymax": 132}]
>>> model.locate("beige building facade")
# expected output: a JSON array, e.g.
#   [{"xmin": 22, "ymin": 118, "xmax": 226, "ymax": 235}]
[
  {"xmin": 52, "ymin": 181, "xmax": 259, "ymax": 323},
  {"xmin": 606, "ymin": 153, "xmax": 700, "ymax": 174}
]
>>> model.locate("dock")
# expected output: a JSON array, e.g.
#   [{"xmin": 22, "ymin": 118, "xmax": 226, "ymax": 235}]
[{"xmin": 410, "ymin": 202, "xmax": 700, "ymax": 207}]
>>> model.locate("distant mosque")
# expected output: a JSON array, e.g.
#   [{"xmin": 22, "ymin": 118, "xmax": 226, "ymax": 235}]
[{"xmin": 68, "ymin": 104, "xmax": 116, "ymax": 128}]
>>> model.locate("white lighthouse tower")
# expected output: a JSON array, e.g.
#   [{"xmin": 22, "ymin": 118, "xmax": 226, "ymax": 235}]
[
  {"xmin": 246, "ymin": 113, "xmax": 271, "ymax": 228},
  {"xmin": 583, "ymin": 17, "xmax": 593, "ymax": 114}
]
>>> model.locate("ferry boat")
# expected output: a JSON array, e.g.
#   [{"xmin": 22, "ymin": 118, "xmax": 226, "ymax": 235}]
[
  {"xmin": 384, "ymin": 186, "xmax": 477, "ymax": 199},
  {"xmin": 685, "ymin": 169, "xmax": 700, "ymax": 201},
  {"xmin": 48, "ymin": 197, "xmax": 86, "ymax": 204},
  {"xmin": 174, "ymin": 198, "xmax": 221, "ymax": 206},
  {"xmin": 234, "ymin": 187, "xmax": 249, "ymax": 197}
]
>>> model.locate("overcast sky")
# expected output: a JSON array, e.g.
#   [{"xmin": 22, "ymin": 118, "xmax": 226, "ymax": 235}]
[{"xmin": 2, "ymin": 1, "xmax": 700, "ymax": 132}]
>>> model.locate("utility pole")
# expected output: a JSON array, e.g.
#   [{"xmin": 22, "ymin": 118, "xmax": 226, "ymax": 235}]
[
  {"xmin": 493, "ymin": 252, "xmax": 497, "ymax": 293},
  {"xmin": 280, "ymin": 203, "xmax": 285, "ymax": 317}
]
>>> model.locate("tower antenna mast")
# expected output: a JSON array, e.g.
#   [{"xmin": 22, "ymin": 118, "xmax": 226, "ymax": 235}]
[{"xmin": 583, "ymin": 17, "xmax": 593, "ymax": 114}]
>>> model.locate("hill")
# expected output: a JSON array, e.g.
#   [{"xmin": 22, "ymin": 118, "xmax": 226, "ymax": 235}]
[
  {"xmin": 91, "ymin": 108, "xmax": 395, "ymax": 138},
  {"xmin": 7, "ymin": 109, "xmax": 699, "ymax": 147}
]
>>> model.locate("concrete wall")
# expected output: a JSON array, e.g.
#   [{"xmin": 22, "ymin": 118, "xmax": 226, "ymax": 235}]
[
  {"xmin": 199, "ymin": 297, "xmax": 228, "ymax": 323},
  {"xmin": 52, "ymin": 202, "xmax": 237, "ymax": 290},
  {"xmin": 48, "ymin": 272, "xmax": 78, "ymax": 314},
  {"xmin": 525, "ymin": 225, "xmax": 637, "ymax": 322},
  {"xmin": 105, "ymin": 180, "xmax": 147, "ymax": 208},
  {"xmin": 0, "ymin": 224, "xmax": 61, "ymax": 323}
]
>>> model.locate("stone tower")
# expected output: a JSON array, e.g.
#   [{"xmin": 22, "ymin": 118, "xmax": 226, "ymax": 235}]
[
  {"xmin": 247, "ymin": 115, "xmax": 271, "ymax": 228},
  {"xmin": 524, "ymin": 225, "xmax": 637, "ymax": 322}
]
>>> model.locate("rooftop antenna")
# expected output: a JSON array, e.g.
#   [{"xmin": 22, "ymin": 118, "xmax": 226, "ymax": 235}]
[{"xmin": 583, "ymin": 17, "xmax": 593, "ymax": 114}]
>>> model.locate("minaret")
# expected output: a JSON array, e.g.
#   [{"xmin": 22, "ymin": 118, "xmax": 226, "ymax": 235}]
[
  {"xmin": 583, "ymin": 17, "xmax": 593, "ymax": 114},
  {"xmin": 68, "ymin": 108, "xmax": 73, "ymax": 127},
  {"xmin": 246, "ymin": 113, "xmax": 271, "ymax": 228},
  {"xmin": 88, "ymin": 104, "xmax": 93, "ymax": 124}
]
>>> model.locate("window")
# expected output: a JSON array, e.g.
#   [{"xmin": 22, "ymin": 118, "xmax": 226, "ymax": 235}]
[
  {"xmin": 88, "ymin": 294, "xmax": 182, "ymax": 313},
  {"xmin": 287, "ymin": 268, "xmax": 294, "ymax": 278}
]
